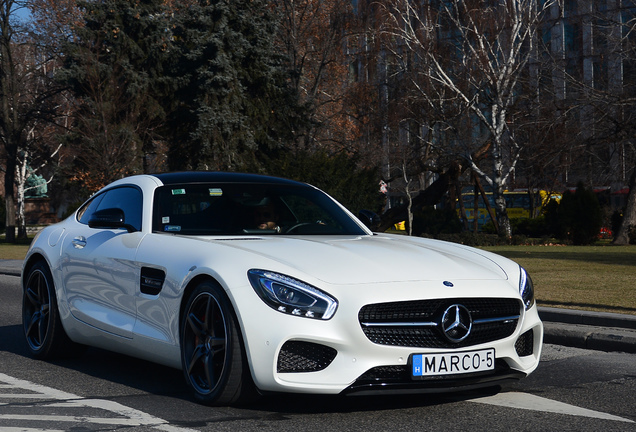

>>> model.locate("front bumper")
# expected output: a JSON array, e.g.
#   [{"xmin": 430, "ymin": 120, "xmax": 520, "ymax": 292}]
[{"xmin": 231, "ymin": 279, "xmax": 544, "ymax": 395}]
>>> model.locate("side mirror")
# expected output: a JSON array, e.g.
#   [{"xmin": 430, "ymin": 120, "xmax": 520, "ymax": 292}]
[
  {"xmin": 358, "ymin": 209, "xmax": 381, "ymax": 230},
  {"xmin": 89, "ymin": 208, "xmax": 137, "ymax": 233}
]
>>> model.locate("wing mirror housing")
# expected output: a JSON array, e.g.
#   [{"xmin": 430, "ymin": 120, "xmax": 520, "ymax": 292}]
[{"xmin": 88, "ymin": 208, "xmax": 137, "ymax": 233}]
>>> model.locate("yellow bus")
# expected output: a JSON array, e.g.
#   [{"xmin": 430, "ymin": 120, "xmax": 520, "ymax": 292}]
[
  {"xmin": 457, "ymin": 190, "xmax": 561, "ymax": 228},
  {"xmin": 390, "ymin": 190, "xmax": 561, "ymax": 231}
]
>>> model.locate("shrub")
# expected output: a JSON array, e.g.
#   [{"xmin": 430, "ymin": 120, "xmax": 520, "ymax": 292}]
[
  {"xmin": 512, "ymin": 216, "xmax": 551, "ymax": 238},
  {"xmin": 556, "ymin": 182, "xmax": 603, "ymax": 245},
  {"xmin": 543, "ymin": 198, "xmax": 561, "ymax": 236},
  {"xmin": 436, "ymin": 232, "xmax": 502, "ymax": 246},
  {"xmin": 482, "ymin": 220, "xmax": 497, "ymax": 235}
]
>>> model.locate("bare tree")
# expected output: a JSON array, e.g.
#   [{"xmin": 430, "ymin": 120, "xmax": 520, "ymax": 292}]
[
  {"xmin": 0, "ymin": 0, "xmax": 75, "ymax": 239},
  {"xmin": 276, "ymin": 0, "xmax": 369, "ymax": 153},
  {"xmin": 589, "ymin": 2, "xmax": 636, "ymax": 244},
  {"xmin": 379, "ymin": 0, "xmax": 554, "ymax": 237},
  {"xmin": 0, "ymin": 0, "xmax": 24, "ymax": 241},
  {"xmin": 15, "ymin": 131, "xmax": 63, "ymax": 237},
  {"xmin": 548, "ymin": 1, "xmax": 636, "ymax": 243}
]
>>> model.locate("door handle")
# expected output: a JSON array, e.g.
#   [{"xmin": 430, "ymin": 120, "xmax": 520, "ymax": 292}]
[{"xmin": 72, "ymin": 236, "xmax": 87, "ymax": 249}]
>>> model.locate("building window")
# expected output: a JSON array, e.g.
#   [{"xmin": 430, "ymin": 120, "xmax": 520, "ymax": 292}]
[
  {"xmin": 564, "ymin": 21, "xmax": 581, "ymax": 55},
  {"xmin": 593, "ymin": 60, "xmax": 608, "ymax": 91}
]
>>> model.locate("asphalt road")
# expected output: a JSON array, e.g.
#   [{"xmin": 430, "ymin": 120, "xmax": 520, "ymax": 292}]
[{"xmin": 1, "ymin": 273, "xmax": 635, "ymax": 431}]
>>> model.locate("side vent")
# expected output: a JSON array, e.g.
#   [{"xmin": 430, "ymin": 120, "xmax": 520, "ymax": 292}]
[{"xmin": 140, "ymin": 267, "xmax": 166, "ymax": 295}]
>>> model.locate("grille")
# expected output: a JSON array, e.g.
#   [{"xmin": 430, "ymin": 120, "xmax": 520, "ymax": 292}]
[
  {"xmin": 359, "ymin": 298, "xmax": 521, "ymax": 349},
  {"xmin": 515, "ymin": 329, "xmax": 534, "ymax": 357},
  {"xmin": 277, "ymin": 341, "xmax": 338, "ymax": 373}
]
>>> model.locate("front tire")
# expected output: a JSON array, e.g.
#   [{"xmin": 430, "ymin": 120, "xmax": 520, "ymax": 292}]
[
  {"xmin": 22, "ymin": 260, "xmax": 79, "ymax": 359},
  {"xmin": 181, "ymin": 281, "xmax": 254, "ymax": 405}
]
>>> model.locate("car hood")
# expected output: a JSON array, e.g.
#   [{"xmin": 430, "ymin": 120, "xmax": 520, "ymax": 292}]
[{"xmin": 209, "ymin": 234, "xmax": 509, "ymax": 285}]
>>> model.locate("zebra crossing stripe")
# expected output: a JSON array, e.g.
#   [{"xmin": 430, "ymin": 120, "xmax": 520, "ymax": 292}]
[
  {"xmin": 0, "ymin": 373, "xmax": 197, "ymax": 432},
  {"xmin": 470, "ymin": 391, "xmax": 634, "ymax": 423}
]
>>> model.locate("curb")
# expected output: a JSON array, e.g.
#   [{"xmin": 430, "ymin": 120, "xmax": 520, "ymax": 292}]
[
  {"xmin": 539, "ymin": 307, "xmax": 636, "ymax": 354},
  {"xmin": 542, "ymin": 322, "xmax": 636, "ymax": 354},
  {"xmin": 0, "ymin": 259, "xmax": 22, "ymax": 277},
  {"xmin": 539, "ymin": 306, "xmax": 636, "ymax": 330}
]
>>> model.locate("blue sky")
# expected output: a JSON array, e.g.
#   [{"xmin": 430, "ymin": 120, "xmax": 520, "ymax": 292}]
[{"xmin": 12, "ymin": 3, "xmax": 32, "ymax": 22}]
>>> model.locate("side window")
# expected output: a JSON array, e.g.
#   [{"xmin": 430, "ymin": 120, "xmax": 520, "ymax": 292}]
[
  {"xmin": 77, "ymin": 193, "xmax": 105, "ymax": 225},
  {"xmin": 79, "ymin": 187, "xmax": 142, "ymax": 232}
]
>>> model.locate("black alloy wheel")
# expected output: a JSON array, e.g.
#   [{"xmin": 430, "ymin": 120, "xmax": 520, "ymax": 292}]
[
  {"xmin": 22, "ymin": 260, "xmax": 77, "ymax": 359},
  {"xmin": 181, "ymin": 281, "xmax": 254, "ymax": 405}
]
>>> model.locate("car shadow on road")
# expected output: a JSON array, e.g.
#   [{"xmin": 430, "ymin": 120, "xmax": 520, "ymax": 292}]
[
  {"xmin": 0, "ymin": 322, "xmax": 190, "ymax": 400},
  {"xmin": 0, "ymin": 324, "xmax": 29, "ymax": 356},
  {"xmin": 0, "ymin": 322, "xmax": 501, "ymax": 415},
  {"xmin": 52, "ymin": 347, "xmax": 194, "ymax": 403}
]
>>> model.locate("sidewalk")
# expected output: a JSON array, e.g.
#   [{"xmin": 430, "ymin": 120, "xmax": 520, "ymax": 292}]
[{"xmin": 2, "ymin": 259, "xmax": 635, "ymax": 353}]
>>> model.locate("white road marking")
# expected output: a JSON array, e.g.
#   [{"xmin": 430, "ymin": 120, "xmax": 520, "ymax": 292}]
[
  {"xmin": 0, "ymin": 413, "xmax": 148, "ymax": 425},
  {"xmin": 0, "ymin": 428, "xmax": 65, "ymax": 432},
  {"xmin": 1, "ymin": 372, "xmax": 633, "ymax": 429},
  {"xmin": 0, "ymin": 374, "xmax": 76, "ymax": 400},
  {"xmin": 470, "ymin": 391, "xmax": 634, "ymax": 423},
  {"xmin": 0, "ymin": 373, "xmax": 197, "ymax": 432},
  {"xmin": 0, "ymin": 394, "xmax": 65, "ymax": 399}
]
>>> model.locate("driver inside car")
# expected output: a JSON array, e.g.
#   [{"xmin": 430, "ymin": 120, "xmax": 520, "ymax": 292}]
[{"xmin": 253, "ymin": 199, "xmax": 281, "ymax": 232}]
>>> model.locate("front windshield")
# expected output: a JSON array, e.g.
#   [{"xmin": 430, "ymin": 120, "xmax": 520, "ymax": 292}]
[{"xmin": 152, "ymin": 183, "xmax": 367, "ymax": 236}]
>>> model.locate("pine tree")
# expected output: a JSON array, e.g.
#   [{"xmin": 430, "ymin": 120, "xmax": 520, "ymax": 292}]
[
  {"xmin": 164, "ymin": 0, "xmax": 303, "ymax": 172},
  {"xmin": 59, "ymin": 0, "xmax": 169, "ymax": 190}
]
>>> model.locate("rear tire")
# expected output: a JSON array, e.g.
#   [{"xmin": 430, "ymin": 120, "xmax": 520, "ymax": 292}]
[
  {"xmin": 22, "ymin": 260, "xmax": 81, "ymax": 359},
  {"xmin": 181, "ymin": 281, "xmax": 255, "ymax": 405}
]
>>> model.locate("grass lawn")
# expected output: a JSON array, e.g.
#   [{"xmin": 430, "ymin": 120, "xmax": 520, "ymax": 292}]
[
  {"xmin": 483, "ymin": 245, "xmax": 636, "ymax": 315},
  {"xmin": 0, "ymin": 243, "xmax": 30, "ymax": 260}
]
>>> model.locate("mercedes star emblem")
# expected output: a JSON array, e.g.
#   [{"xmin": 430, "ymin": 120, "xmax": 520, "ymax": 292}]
[{"xmin": 441, "ymin": 304, "xmax": 472, "ymax": 343}]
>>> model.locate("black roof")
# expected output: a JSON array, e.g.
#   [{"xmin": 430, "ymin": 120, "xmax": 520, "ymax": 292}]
[{"xmin": 151, "ymin": 171, "xmax": 307, "ymax": 187}]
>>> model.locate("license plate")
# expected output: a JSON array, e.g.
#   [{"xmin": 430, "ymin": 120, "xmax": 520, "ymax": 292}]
[{"xmin": 411, "ymin": 348, "xmax": 495, "ymax": 378}]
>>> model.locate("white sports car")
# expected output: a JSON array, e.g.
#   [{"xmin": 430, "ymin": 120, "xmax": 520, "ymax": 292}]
[{"xmin": 22, "ymin": 172, "xmax": 543, "ymax": 405}]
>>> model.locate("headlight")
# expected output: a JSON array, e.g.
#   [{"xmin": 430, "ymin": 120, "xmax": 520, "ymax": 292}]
[
  {"xmin": 519, "ymin": 266, "xmax": 535, "ymax": 310},
  {"xmin": 248, "ymin": 269, "xmax": 338, "ymax": 320}
]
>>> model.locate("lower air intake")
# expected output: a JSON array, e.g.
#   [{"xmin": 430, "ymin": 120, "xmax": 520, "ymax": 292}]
[
  {"xmin": 277, "ymin": 341, "xmax": 337, "ymax": 373},
  {"xmin": 515, "ymin": 329, "xmax": 534, "ymax": 357}
]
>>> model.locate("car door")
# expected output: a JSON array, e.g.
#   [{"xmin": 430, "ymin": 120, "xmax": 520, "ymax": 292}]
[{"xmin": 61, "ymin": 186, "xmax": 144, "ymax": 338}]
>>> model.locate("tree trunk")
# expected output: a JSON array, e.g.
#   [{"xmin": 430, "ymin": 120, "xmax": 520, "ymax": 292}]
[
  {"xmin": 1, "ymin": 1, "xmax": 17, "ymax": 243},
  {"xmin": 4, "ymin": 164, "xmax": 16, "ymax": 243},
  {"xmin": 16, "ymin": 182, "xmax": 27, "ymax": 240},
  {"xmin": 491, "ymin": 146, "xmax": 511, "ymax": 238},
  {"xmin": 494, "ymin": 190, "xmax": 511, "ymax": 238},
  {"xmin": 16, "ymin": 152, "xmax": 27, "ymax": 239},
  {"xmin": 613, "ymin": 168, "xmax": 636, "ymax": 245}
]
